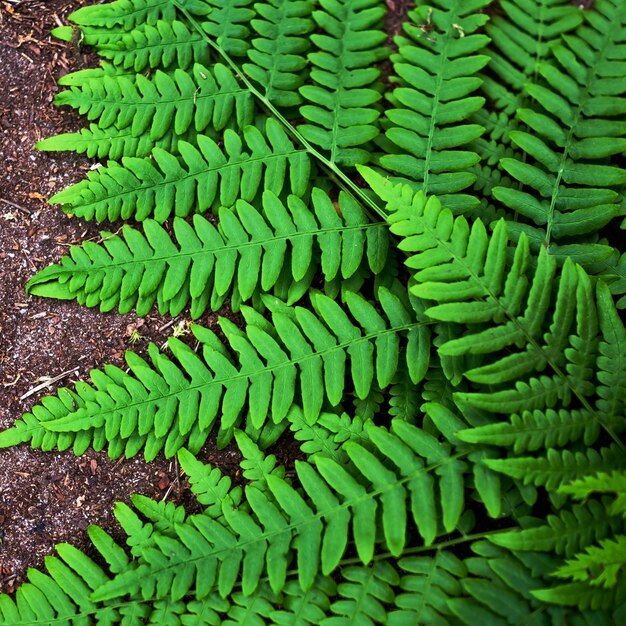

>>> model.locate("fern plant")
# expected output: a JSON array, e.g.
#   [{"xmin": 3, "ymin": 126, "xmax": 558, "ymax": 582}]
[{"xmin": 1, "ymin": 0, "xmax": 626, "ymax": 623}]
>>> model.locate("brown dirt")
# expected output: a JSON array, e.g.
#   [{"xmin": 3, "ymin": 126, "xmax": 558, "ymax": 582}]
[{"xmin": 0, "ymin": 0, "xmax": 254, "ymax": 593}]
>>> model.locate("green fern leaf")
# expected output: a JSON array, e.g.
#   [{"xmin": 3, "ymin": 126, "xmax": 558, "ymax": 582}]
[
  {"xmin": 243, "ymin": 0, "xmax": 315, "ymax": 107},
  {"xmin": 492, "ymin": 1, "xmax": 626, "ymax": 256},
  {"xmin": 559, "ymin": 469, "xmax": 626, "ymax": 521},
  {"xmin": 452, "ymin": 540, "xmax": 560, "ymax": 626},
  {"xmin": 195, "ymin": 0, "xmax": 256, "ymax": 57},
  {"xmin": 552, "ymin": 535, "xmax": 626, "ymax": 589},
  {"xmin": 457, "ymin": 408, "xmax": 599, "ymax": 453},
  {"xmin": 287, "ymin": 406, "xmax": 370, "ymax": 463},
  {"xmin": 96, "ymin": 19, "xmax": 210, "ymax": 71},
  {"xmin": 482, "ymin": 0, "xmax": 583, "ymax": 115},
  {"xmin": 298, "ymin": 0, "xmax": 387, "ymax": 166},
  {"xmin": 532, "ymin": 578, "xmax": 626, "ymax": 611},
  {"xmin": 44, "ymin": 118, "xmax": 310, "ymax": 222},
  {"xmin": 271, "ymin": 576, "xmax": 335, "ymax": 626},
  {"xmin": 321, "ymin": 562, "xmax": 399, "ymax": 625},
  {"xmin": 380, "ymin": 0, "xmax": 490, "ymax": 211},
  {"xmin": 484, "ymin": 444, "xmax": 625, "ymax": 491},
  {"xmin": 491, "ymin": 498, "xmax": 625, "ymax": 558},
  {"xmin": 89, "ymin": 421, "xmax": 469, "ymax": 603},
  {"xmin": 3, "ymin": 290, "xmax": 420, "ymax": 458},
  {"xmin": 69, "ymin": 0, "xmax": 178, "ymax": 30},
  {"xmin": 178, "ymin": 447, "xmax": 244, "ymax": 516},
  {"xmin": 54, "ymin": 63, "xmax": 254, "ymax": 143},
  {"xmin": 235, "ymin": 429, "xmax": 285, "ymax": 488},
  {"xmin": 26, "ymin": 189, "xmax": 386, "ymax": 318},
  {"xmin": 36, "ymin": 121, "xmax": 191, "ymax": 160},
  {"xmin": 388, "ymin": 552, "xmax": 467, "ymax": 626},
  {"xmin": 596, "ymin": 281, "xmax": 626, "ymax": 434}
]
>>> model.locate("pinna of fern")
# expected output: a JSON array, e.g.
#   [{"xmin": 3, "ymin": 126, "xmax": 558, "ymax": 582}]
[
  {"xmin": 44, "ymin": 118, "xmax": 312, "ymax": 223},
  {"xmin": 0, "ymin": 285, "xmax": 427, "ymax": 459},
  {"xmin": 25, "ymin": 188, "xmax": 389, "ymax": 318},
  {"xmin": 379, "ymin": 0, "xmax": 491, "ymax": 213},
  {"xmin": 0, "ymin": 444, "xmax": 613, "ymax": 626},
  {"xmin": 297, "ymin": 0, "xmax": 388, "ymax": 166},
  {"xmin": 364, "ymin": 169, "xmax": 626, "ymax": 437},
  {"xmin": 489, "ymin": 0, "xmax": 626, "ymax": 267}
]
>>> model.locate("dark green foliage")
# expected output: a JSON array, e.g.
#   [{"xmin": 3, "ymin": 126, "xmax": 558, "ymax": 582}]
[
  {"xmin": 44, "ymin": 118, "xmax": 310, "ymax": 222},
  {"xmin": 96, "ymin": 19, "xmax": 211, "ymax": 70},
  {"xmin": 244, "ymin": 0, "xmax": 315, "ymax": 107},
  {"xmin": 26, "ymin": 188, "xmax": 387, "ymax": 317},
  {"xmin": 2, "ymin": 0, "xmax": 626, "ymax": 623},
  {"xmin": 380, "ymin": 0, "xmax": 491, "ymax": 211},
  {"xmin": 53, "ymin": 62, "xmax": 255, "ymax": 143},
  {"xmin": 298, "ymin": 0, "xmax": 387, "ymax": 166}
]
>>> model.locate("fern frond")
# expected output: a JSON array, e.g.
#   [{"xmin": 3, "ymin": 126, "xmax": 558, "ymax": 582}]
[
  {"xmin": 235, "ymin": 429, "xmax": 286, "ymax": 489},
  {"xmin": 389, "ymin": 552, "xmax": 467, "ymax": 626},
  {"xmin": 63, "ymin": 62, "xmax": 128, "ymax": 85},
  {"xmin": 450, "ymin": 540, "xmax": 566, "ymax": 626},
  {"xmin": 0, "ymin": 529, "xmax": 122, "ymax": 625},
  {"xmin": 287, "ymin": 406, "xmax": 370, "ymax": 463},
  {"xmin": 457, "ymin": 408, "xmax": 599, "ymax": 453},
  {"xmin": 380, "ymin": 0, "xmax": 491, "ymax": 211},
  {"xmin": 298, "ymin": 0, "xmax": 387, "ymax": 166},
  {"xmin": 365, "ymin": 169, "xmax": 626, "ymax": 449},
  {"xmin": 53, "ymin": 63, "xmax": 254, "ymax": 144},
  {"xmin": 324, "ymin": 562, "xmax": 399, "ymax": 625},
  {"xmin": 36, "ymin": 121, "xmax": 192, "ymax": 160},
  {"xmin": 51, "ymin": 23, "xmax": 127, "ymax": 48},
  {"xmin": 482, "ymin": 0, "xmax": 583, "ymax": 114},
  {"xmin": 270, "ymin": 576, "xmax": 335, "ymax": 625},
  {"xmin": 26, "ymin": 189, "xmax": 387, "ymax": 317},
  {"xmin": 389, "ymin": 362, "xmax": 424, "ymax": 423},
  {"xmin": 484, "ymin": 444, "xmax": 625, "ymax": 491},
  {"xmin": 90, "ymin": 420, "xmax": 469, "ymax": 604},
  {"xmin": 554, "ymin": 534, "xmax": 626, "ymax": 589},
  {"xmin": 491, "ymin": 498, "xmax": 626, "ymax": 558},
  {"xmin": 44, "ymin": 118, "xmax": 310, "ymax": 222},
  {"xmin": 96, "ymin": 19, "xmax": 210, "ymax": 71},
  {"xmin": 596, "ymin": 281, "xmax": 626, "ymax": 434},
  {"xmin": 178, "ymin": 447, "xmax": 244, "ymax": 516},
  {"xmin": 243, "ymin": 0, "xmax": 315, "ymax": 107},
  {"xmin": 559, "ymin": 469, "xmax": 626, "ymax": 528},
  {"xmin": 1, "ymin": 289, "xmax": 420, "ymax": 458},
  {"xmin": 196, "ymin": 0, "xmax": 256, "ymax": 57},
  {"xmin": 492, "ymin": 1, "xmax": 626, "ymax": 257},
  {"xmin": 68, "ymin": 0, "xmax": 179, "ymax": 30},
  {"xmin": 532, "ymin": 578, "xmax": 626, "ymax": 612}
]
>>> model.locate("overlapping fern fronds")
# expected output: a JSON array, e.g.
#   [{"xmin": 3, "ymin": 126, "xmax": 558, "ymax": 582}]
[
  {"xmin": 44, "ymin": 118, "xmax": 311, "ymax": 222},
  {"xmin": 2, "ymin": 0, "xmax": 626, "ymax": 622},
  {"xmin": 0, "ymin": 287, "xmax": 423, "ymax": 458},
  {"xmin": 489, "ymin": 0, "xmax": 626, "ymax": 267}
]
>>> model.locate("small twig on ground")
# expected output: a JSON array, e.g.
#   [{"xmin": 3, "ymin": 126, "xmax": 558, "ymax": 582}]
[
  {"xmin": 0, "ymin": 197, "xmax": 29, "ymax": 213},
  {"xmin": 20, "ymin": 366, "xmax": 79, "ymax": 400}
]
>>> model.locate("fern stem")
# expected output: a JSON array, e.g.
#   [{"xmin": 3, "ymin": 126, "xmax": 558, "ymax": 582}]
[{"xmin": 174, "ymin": 0, "xmax": 387, "ymax": 220}]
